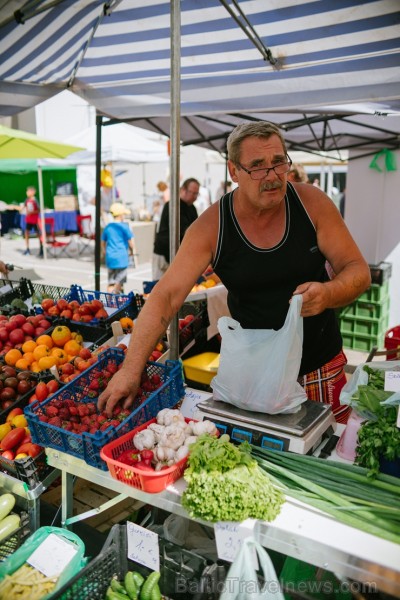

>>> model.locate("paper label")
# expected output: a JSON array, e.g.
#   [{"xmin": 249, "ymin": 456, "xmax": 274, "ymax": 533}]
[
  {"xmin": 384, "ymin": 371, "xmax": 400, "ymax": 392},
  {"xmin": 181, "ymin": 388, "xmax": 213, "ymax": 419},
  {"xmin": 127, "ymin": 521, "xmax": 160, "ymax": 571},
  {"xmin": 27, "ymin": 533, "xmax": 78, "ymax": 578},
  {"xmin": 215, "ymin": 519, "xmax": 257, "ymax": 564}
]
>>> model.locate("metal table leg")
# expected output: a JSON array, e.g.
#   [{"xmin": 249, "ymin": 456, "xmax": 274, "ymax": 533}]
[{"xmin": 61, "ymin": 471, "xmax": 75, "ymax": 529}]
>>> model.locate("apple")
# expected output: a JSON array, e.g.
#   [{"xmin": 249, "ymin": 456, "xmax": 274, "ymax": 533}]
[
  {"xmin": 4, "ymin": 321, "xmax": 17, "ymax": 333},
  {"xmin": 9, "ymin": 328, "xmax": 25, "ymax": 346},
  {"xmin": 10, "ymin": 314, "xmax": 26, "ymax": 327},
  {"xmin": 79, "ymin": 347, "xmax": 92, "ymax": 360},
  {"xmin": 34, "ymin": 327, "xmax": 46, "ymax": 337},
  {"xmin": 61, "ymin": 362, "xmax": 75, "ymax": 375},
  {"xmin": 21, "ymin": 322, "xmax": 35, "ymax": 336},
  {"xmin": 38, "ymin": 319, "xmax": 51, "ymax": 330}
]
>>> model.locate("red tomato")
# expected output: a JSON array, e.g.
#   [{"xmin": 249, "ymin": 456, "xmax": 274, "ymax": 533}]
[
  {"xmin": 0, "ymin": 427, "xmax": 26, "ymax": 451},
  {"xmin": 35, "ymin": 382, "xmax": 49, "ymax": 402},
  {"xmin": 1, "ymin": 450, "xmax": 15, "ymax": 461},
  {"xmin": 46, "ymin": 379, "xmax": 60, "ymax": 395}
]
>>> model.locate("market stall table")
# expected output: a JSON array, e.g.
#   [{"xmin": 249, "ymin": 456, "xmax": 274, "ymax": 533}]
[
  {"xmin": 45, "ymin": 438, "xmax": 400, "ymax": 597},
  {"xmin": 20, "ymin": 210, "xmax": 78, "ymax": 233}
]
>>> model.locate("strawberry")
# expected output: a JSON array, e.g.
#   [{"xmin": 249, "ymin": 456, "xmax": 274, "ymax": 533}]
[
  {"xmin": 78, "ymin": 405, "xmax": 89, "ymax": 417},
  {"xmin": 69, "ymin": 406, "xmax": 78, "ymax": 416},
  {"xmin": 86, "ymin": 403, "xmax": 97, "ymax": 415},
  {"xmin": 58, "ymin": 407, "xmax": 70, "ymax": 420},
  {"xmin": 39, "ymin": 415, "xmax": 49, "ymax": 423},
  {"xmin": 109, "ymin": 419, "xmax": 120, "ymax": 428},
  {"xmin": 45, "ymin": 406, "xmax": 59, "ymax": 417},
  {"xmin": 48, "ymin": 416, "xmax": 62, "ymax": 427}
]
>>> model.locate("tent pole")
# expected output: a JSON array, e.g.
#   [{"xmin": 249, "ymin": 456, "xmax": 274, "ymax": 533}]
[
  {"xmin": 168, "ymin": 0, "xmax": 181, "ymax": 361},
  {"xmin": 38, "ymin": 166, "xmax": 47, "ymax": 260},
  {"xmin": 94, "ymin": 115, "xmax": 102, "ymax": 291}
]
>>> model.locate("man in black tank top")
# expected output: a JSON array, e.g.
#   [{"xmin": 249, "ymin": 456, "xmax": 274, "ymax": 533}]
[{"xmin": 98, "ymin": 122, "xmax": 371, "ymax": 425}]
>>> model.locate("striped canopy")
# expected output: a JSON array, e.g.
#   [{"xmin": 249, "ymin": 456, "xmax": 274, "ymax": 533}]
[{"xmin": 1, "ymin": 0, "xmax": 399, "ymax": 158}]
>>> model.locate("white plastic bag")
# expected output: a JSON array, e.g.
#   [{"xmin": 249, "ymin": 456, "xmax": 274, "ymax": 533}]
[
  {"xmin": 219, "ymin": 537, "xmax": 285, "ymax": 600},
  {"xmin": 211, "ymin": 294, "xmax": 307, "ymax": 414}
]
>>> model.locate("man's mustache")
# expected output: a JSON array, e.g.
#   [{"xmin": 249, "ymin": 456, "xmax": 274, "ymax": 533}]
[{"xmin": 260, "ymin": 181, "xmax": 282, "ymax": 191}]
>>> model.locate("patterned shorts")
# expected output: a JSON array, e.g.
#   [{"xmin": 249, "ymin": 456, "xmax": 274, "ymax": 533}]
[{"xmin": 298, "ymin": 350, "xmax": 350, "ymax": 423}]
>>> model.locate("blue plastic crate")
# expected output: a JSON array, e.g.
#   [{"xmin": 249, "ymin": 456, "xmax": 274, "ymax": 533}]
[
  {"xmin": 24, "ymin": 348, "xmax": 184, "ymax": 470},
  {"xmin": 64, "ymin": 285, "xmax": 144, "ymax": 325}
]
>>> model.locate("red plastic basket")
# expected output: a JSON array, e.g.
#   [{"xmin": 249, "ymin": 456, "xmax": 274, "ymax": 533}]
[
  {"xmin": 100, "ymin": 417, "xmax": 191, "ymax": 493},
  {"xmin": 384, "ymin": 326, "xmax": 400, "ymax": 360}
]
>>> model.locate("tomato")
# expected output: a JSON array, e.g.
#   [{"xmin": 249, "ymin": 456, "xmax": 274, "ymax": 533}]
[
  {"xmin": 35, "ymin": 382, "xmax": 49, "ymax": 402},
  {"xmin": 1, "ymin": 450, "xmax": 15, "ymax": 461},
  {"xmin": 15, "ymin": 442, "xmax": 42, "ymax": 458},
  {"xmin": 6, "ymin": 407, "xmax": 23, "ymax": 423},
  {"xmin": 41, "ymin": 298, "xmax": 55, "ymax": 312},
  {"xmin": 46, "ymin": 379, "xmax": 60, "ymax": 395},
  {"xmin": 51, "ymin": 325, "xmax": 72, "ymax": 348},
  {"xmin": 0, "ymin": 427, "xmax": 26, "ymax": 451}
]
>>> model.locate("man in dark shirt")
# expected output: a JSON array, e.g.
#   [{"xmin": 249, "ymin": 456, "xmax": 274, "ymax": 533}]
[{"xmin": 152, "ymin": 178, "xmax": 200, "ymax": 280}]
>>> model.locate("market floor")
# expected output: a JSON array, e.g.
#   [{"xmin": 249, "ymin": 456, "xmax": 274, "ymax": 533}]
[{"xmin": 0, "ymin": 232, "xmax": 152, "ymax": 293}]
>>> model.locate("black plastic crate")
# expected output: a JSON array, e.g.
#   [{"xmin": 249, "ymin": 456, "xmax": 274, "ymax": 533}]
[
  {"xmin": 0, "ymin": 279, "xmax": 33, "ymax": 314},
  {"xmin": 43, "ymin": 319, "xmax": 110, "ymax": 349},
  {"xmin": 24, "ymin": 349, "xmax": 184, "ymax": 470},
  {"xmin": 53, "ymin": 524, "xmax": 208, "ymax": 600},
  {"xmin": 0, "ymin": 511, "xmax": 31, "ymax": 563},
  {"xmin": 369, "ymin": 261, "xmax": 392, "ymax": 285}
]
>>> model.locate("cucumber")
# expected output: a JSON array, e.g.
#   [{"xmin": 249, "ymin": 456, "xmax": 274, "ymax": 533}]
[
  {"xmin": 0, "ymin": 514, "xmax": 20, "ymax": 541},
  {"xmin": 0, "ymin": 493, "xmax": 15, "ymax": 521}
]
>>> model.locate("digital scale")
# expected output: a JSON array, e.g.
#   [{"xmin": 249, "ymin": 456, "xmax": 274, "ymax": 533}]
[{"xmin": 195, "ymin": 398, "xmax": 336, "ymax": 454}]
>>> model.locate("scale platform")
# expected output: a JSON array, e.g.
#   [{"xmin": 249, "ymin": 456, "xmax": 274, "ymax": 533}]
[{"xmin": 195, "ymin": 398, "xmax": 336, "ymax": 454}]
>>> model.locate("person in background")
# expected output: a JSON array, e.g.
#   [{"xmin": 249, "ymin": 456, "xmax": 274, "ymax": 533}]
[
  {"xmin": 152, "ymin": 177, "xmax": 200, "ymax": 280},
  {"xmin": 0, "ymin": 261, "xmax": 9, "ymax": 277},
  {"xmin": 98, "ymin": 122, "xmax": 370, "ymax": 423},
  {"xmin": 287, "ymin": 163, "xmax": 309, "ymax": 183},
  {"xmin": 23, "ymin": 186, "xmax": 43, "ymax": 257},
  {"xmin": 101, "ymin": 202, "xmax": 136, "ymax": 294}
]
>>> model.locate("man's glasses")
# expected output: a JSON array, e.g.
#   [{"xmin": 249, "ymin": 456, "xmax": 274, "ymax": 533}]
[{"xmin": 238, "ymin": 158, "xmax": 292, "ymax": 180}]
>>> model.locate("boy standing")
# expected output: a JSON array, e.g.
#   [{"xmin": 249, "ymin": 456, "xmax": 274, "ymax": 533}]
[
  {"xmin": 101, "ymin": 202, "xmax": 136, "ymax": 293},
  {"xmin": 23, "ymin": 186, "xmax": 43, "ymax": 257}
]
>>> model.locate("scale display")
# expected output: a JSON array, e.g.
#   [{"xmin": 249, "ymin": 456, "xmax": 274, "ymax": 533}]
[{"xmin": 196, "ymin": 399, "xmax": 336, "ymax": 454}]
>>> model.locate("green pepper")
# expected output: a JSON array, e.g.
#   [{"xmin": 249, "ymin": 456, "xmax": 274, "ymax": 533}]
[
  {"xmin": 150, "ymin": 583, "xmax": 161, "ymax": 600},
  {"xmin": 124, "ymin": 571, "xmax": 138, "ymax": 600},
  {"xmin": 139, "ymin": 572, "xmax": 160, "ymax": 600},
  {"xmin": 106, "ymin": 588, "xmax": 129, "ymax": 600},
  {"xmin": 111, "ymin": 578, "xmax": 128, "ymax": 595},
  {"xmin": 131, "ymin": 571, "xmax": 145, "ymax": 590}
]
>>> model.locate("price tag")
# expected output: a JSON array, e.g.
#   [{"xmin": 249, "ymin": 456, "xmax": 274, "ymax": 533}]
[
  {"xmin": 181, "ymin": 388, "xmax": 213, "ymax": 419},
  {"xmin": 27, "ymin": 533, "xmax": 78, "ymax": 578},
  {"xmin": 215, "ymin": 519, "xmax": 257, "ymax": 564},
  {"xmin": 49, "ymin": 364, "xmax": 61, "ymax": 381},
  {"xmin": 126, "ymin": 521, "xmax": 160, "ymax": 571},
  {"xmin": 384, "ymin": 371, "xmax": 400, "ymax": 392}
]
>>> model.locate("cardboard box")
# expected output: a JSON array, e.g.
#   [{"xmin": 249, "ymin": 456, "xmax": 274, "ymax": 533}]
[{"xmin": 53, "ymin": 195, "xmax": 79, "ymax": 211}]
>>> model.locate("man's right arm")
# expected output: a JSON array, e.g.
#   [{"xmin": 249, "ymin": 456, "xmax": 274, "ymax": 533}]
[{"xmin": 98, "ymin": 206, "xmax": 218, "ymax": 416}]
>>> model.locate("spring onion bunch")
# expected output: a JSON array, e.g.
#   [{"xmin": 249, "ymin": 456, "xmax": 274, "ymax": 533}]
[{"xmin": 251, "ymin": 447, "xmax": 400, "ymax": 544}]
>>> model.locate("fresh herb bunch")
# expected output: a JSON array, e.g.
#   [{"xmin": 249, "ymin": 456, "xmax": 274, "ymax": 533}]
[
  {"xmin": 355, "ymin": 406, "xmax": 400, "ymax": 478},
  {"xmin": 363, "ymin": 365, "xmax": 385, "ymax": 389}
]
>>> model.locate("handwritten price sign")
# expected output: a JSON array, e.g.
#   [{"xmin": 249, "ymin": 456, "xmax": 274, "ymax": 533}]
[
  {"xmin": 214, "ymin": 519, "xmax": 257, "ymax": 563},
  {"xmin": 126, "ymin": 521, "xmax": 160, "ymax": 571}
]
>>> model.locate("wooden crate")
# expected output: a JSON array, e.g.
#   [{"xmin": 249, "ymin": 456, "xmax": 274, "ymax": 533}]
[{"xmin": 41, "ymin": 478, "xmax": 144, "ymax": 533}]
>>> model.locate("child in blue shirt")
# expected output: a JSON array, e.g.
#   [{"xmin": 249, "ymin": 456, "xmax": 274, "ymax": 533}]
[{"xmin": 101, "ymin": 202, "xmax": 136, "ymax": 293}]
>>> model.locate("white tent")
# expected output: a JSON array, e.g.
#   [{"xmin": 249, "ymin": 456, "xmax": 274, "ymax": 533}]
[{"xmin": 64, "ymin": 124, "xmax": 169, "ymax": 165}]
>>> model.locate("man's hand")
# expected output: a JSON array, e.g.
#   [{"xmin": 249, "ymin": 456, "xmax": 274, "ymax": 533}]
[
  {"xmin": 292, "ymin": 282, "xmax": 330, "ymax": 317},
  {"xmin": 0, "ymin": 261, "xmax": 9, "ymax": 277},
  {"xmin": 97, "ymin": 368, "xmax": 139, "ymax": 417}
]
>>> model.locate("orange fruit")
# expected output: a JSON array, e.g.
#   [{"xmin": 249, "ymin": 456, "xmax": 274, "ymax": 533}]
[
  {"xmin": 5, "ymin": 348, "xmax": 23, "ymax": 366},
  {"xmin": 30, "ymin": 361, "xmax": 41, "ymax": 373},
  {"xmin": 21, "ymin": 352, "xmax": 35, "ymax": 366},
  {"xmin": 15, "ymin": 358, "xmax": 30, "ymax": 370},
  {"xmin": 38, "ymin": 356, "xmax": 58, "ymax": 371},
  {"xmin": 50, "ymin": 347, "xmax": 68, "ymax": 365},
  {"xmin": 119, "ymin": 317, "xmax": 134, "ymax": 331},
  {"xmin": 35, "ymin": 334, "xmax": 54, "ymax": 349},
  {"xmin": 22, "ymin": 340, "xmax": 37, "ymax": 354},
  {"xmin": 63, "ymin": 339, "xmax": 81, "ymax": 357},
  {"xmin": 51, "ymin": 325, "xmax": 72, "ymax": 347},
  {"xmin": 33, "ymin": 344, "xmax": 51, "ymax": 362}
]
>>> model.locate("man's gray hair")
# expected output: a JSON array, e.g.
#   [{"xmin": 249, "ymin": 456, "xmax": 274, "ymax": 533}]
[{"xmin": 227, "ymin": 122, "xmax": 287, "ymax": 164}]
